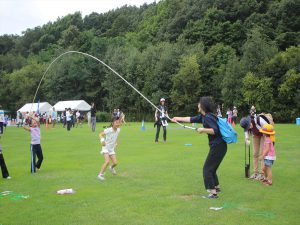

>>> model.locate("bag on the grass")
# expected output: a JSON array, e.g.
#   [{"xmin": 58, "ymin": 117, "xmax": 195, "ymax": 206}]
[{"xmin": 217, "ymin": 117, "xmax": 238, "ymax": 144}]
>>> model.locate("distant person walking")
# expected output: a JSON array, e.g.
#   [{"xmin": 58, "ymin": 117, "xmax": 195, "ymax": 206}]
[
  {"xmin": 0, "ymin": 107, "xmax": 4, "ymax": 134},
  {"xmin": 232, "ymin": 106, "xmax": 238, "ymax": 126},
  {"xmin": 76, "ymin": 110, "xmax": 82, "ymax": 128},
  {"xmin": 66, "ymin": 108, "xmax": 72, "ymax": 131},
  {"xmin": 52, "ymin": 107, "xmax": 57, "ymax": 128},
  {"xmin": 226, "ymin": 108, "xmax": 232, "ymax": 124},
  {"xmin": 63, "ymin": 108, "xmax": 67, "ymax": 128},
  {"xmin": 91, "ymin": 102, "xmax": 96, "ymax": 132}
]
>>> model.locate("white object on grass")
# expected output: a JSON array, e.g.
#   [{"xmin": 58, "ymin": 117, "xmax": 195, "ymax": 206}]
[
  {"xmin": 209, "ymin": 207, "xmax": 223, "ymax": 211},
  {"xmin": 57, "ymin": 189, "xmax": 75, "ymax": 195}
]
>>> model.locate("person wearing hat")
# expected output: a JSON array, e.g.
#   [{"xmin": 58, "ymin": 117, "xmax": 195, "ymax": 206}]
[
  {"xmin": 232, "ymin": 106, "xmax": 238, "ymax": 126},
  {"xmin": 259, "ymin": 124, "xmax": 276, "ymax": 186},
  {"xmin": 154, "ymin": 98, "xmax": 168, "ymax": 143},
  {"xmin": 240, "ymin": 113, "xmax": 271, "ymax": 180}
]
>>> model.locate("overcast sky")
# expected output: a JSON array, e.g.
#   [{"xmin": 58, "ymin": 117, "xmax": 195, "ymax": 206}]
[{"xmin": 0, "ymin": 0, "xmax": 158, "ymax": 35}]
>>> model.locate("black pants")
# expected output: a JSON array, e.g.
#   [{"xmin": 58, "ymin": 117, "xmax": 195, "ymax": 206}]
[
  {"xmin": 63, "ymin": 117, "xmax": 66, "ymax": 127},
  {"xmin": 67, "ymin": 121, "xmax": 71, "ymax": 131},
  {"xmin": 203, "ymin": 141, "xmax": 227, "ymax": 190},
  {"xmin": 155, "ymin": 124, "xmax": 167, "ymax": 142},
  {"xmin": 30, "ymin": 144, "xmax": 44, "ymax": 173},
  {"xmin": 0, "ymin": 122, "xmax": 3, "ymax": 134},
  {"xmin": 0, "ymin": 153, "xmax": 9, "ymax": 178}
]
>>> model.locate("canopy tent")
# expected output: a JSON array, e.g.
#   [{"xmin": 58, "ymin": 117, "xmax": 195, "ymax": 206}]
[
  {"xmin": 53, "ymin": 100, "xmax": 91, "ymax": 112},
  {"xmin": 17, "ymin": 102, "xmax": 52, "ymax": 114}
]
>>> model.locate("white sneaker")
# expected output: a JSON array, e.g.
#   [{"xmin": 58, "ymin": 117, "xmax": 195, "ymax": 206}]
[
  {"xmin": 110, "ymin": 166, "xmax": 117, "ymax": 175},
  {"xmin": 249, "ymin": 173, "xmax": 258, "ymax": 180},
  {"xmin": 97, "ymin": 174, "xmax": 105, "ymax": 181},
  {"xmin": 256, "ymin": 173, "xmax": 265, "ymax": 181},
  {"xmin": 5, "ymin": 176, "xmax": 11, "ymax": 179}
]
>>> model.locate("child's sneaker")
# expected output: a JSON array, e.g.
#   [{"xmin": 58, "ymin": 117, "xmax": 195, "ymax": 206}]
[
  {"xmin": 97, "ymin": 174, "xmax": 105, "ymax": 181},
  {"xmin": 256, "ymin": 173, "xmax": 265, "ymax": 181},
  {"xmin": 110, "ymin": 166, "xmax": 117, "ymax": 175}
]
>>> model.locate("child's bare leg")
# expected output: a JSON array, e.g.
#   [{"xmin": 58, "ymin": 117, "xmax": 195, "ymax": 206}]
[
  {"xmin": 266, "ymin": 167, "xmax": 272, "ymax": 183},
  {"xmin": 262, "ymin": 165, "xmax": 267, "ymax": 179},
  {"xmin": 99, "ymin": 154, "xmax": 110, "ymax": 175},
  {"xmin": 110, "ymin": 155, "xmax": 118, "ymax": 168}
]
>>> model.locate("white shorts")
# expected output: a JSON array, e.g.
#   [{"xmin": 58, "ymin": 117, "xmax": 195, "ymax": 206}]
[{"xmin": 100, "ymin": 148, "xmax": 115, "ymax": 155}]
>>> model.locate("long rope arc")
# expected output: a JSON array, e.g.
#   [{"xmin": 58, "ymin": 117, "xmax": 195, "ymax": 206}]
[{"xmin": 32, "ymin": 51, "xmax": 196, "ymax": 130}]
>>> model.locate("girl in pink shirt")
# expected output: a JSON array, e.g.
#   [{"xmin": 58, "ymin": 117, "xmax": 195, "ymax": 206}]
[{"xmin": 259, "ymin": 124, "xmax": 276, "ymax": 186}]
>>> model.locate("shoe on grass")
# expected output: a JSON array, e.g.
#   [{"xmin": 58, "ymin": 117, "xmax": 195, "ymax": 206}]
[
  {"xmin": 110, "ymin": 166, "xmax": 117, "ymax": 175},
  {"xmin": 256, "ymin": 173, "xmax": 265, "ymax": 181},
  {"xmin": 97, "ymin": 174, "xmax": 105, "ymax": 181},
  {"xmin": 249, "ymin": 173, "xmax": 258, "ymax": 180},
  {"xmin": 202, "ymin": 193, "xmax": 218, "ymax": 199}
]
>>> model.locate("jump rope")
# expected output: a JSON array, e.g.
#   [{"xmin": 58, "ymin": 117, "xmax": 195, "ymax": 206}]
[{"xmin": 30, "ymin": 51, "xmax": 197, "ymax": 131}]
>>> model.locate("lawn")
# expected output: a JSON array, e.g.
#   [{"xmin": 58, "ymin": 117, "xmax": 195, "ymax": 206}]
[{"xmin": 0, "ymin": 122, "xmax": 299, "ymax": 225}]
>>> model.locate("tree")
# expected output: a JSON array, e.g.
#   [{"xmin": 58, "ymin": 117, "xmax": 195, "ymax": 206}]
[
  {"xmin": 242, "ymin": 72, "xmax": 274, "ymax": 111},
  {"xmin": 171, "ymin": 54, "xmax": 202, "ymax": 113},
  {"xmin": 241, "ymin": 27, "xmax": 278, "ymax": 75}
]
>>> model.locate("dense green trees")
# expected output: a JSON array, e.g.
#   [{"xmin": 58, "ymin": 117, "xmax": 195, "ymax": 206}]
[{"xmin": 0, "ymin": 0, "xmax": 299, "ymax": 121}]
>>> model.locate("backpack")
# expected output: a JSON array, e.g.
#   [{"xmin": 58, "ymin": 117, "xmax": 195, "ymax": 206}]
[{"xmin": 217, "ymin": 117, "xmax": 238, "ymax": 144}]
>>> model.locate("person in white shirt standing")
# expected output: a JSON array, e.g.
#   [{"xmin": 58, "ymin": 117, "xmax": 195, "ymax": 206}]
[
  {"xmin": 66, "ymin": 108, "xmax": 72, "ymax": 131},
  {"xmin": 97, "ymin": 117, "xmax": 122, "ymax": 181}
]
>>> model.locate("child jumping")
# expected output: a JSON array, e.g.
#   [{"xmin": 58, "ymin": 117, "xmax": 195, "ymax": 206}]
[
  {"xmin": 259, "ymin": 124, "xmax": 276, "ymax": 186},
  {"xmin": 97, "ymin": 117, "xmax": 121, "ymax": 181},
  {"xmin": 23, "ymin": 115, "xmax": 44, "ymax": 173}
]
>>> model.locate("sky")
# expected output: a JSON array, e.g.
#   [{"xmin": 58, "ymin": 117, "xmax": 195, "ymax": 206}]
[{"xmin": 0, "ymin": 0, "xmax": 158, "ymax": 35}]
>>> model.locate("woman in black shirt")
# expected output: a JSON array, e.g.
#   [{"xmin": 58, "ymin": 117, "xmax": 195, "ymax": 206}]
[{"xmin": 172, "ymin": 96, "xmax": 227, "ymax": 198}]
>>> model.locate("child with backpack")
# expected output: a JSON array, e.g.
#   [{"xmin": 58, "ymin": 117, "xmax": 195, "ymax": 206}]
[{"xmin": 259, "ymin": 124, "xmax": 276, "ymax": 186}]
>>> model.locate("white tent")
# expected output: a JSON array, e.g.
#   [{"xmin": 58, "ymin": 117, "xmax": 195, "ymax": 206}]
[
  {"xmin": 53, "ymin": 100, "xmax": 91, "ymax": 112},
  {"xmin": 18, "ymin": 102, "xmax": 52, "ymax": 114}
]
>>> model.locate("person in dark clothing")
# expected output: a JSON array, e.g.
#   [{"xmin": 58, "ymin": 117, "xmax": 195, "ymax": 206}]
[
  {"xmin": 63, "ymin": 108, "xmax": 67, "ymax": 128},
  {"xmin": 91, "ymin": 102, "xmax": 96, "ymax": 132},
  {"xmin": 0, "ymin": 136, "xmax": 10, "ymax": 179},
  {"xmin": 171, "ymin": 96, "xmax": 227, "ymax": 199},
  {"xmin": 155, "ymin": 98, "xmax": 168, "ymax": 143}
]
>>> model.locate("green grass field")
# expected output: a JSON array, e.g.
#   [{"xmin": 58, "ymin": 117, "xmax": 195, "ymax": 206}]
[{"xmin": 0, "ymin": 122, "xmax": 299, "ymax": 225}]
